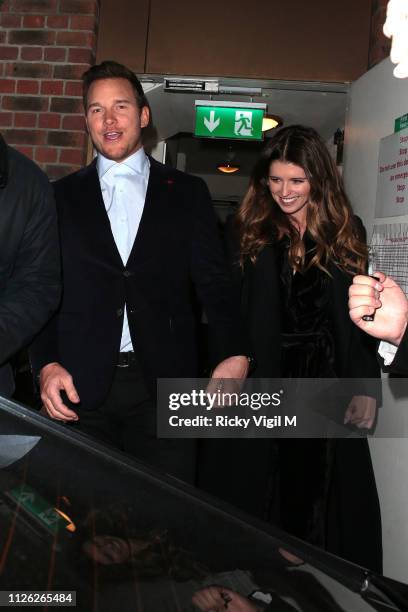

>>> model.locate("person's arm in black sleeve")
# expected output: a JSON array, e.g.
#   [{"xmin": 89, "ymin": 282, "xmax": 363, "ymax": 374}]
[
  {"xmin": 0, "ymin": 162, "xmax": 61, "ymax": 368},
  {"xmin": 189, "ymin": 177, "xmax": 247, "ymax": 373},
  {"xmin": 223, "ymin": 212, "xmax": 253, "ymax": 360}
]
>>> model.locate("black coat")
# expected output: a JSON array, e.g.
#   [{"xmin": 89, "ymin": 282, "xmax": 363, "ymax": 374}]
[
  {"xmin": 235, "ymin": 242, "xmax": 380, "ymax": 379},
  {"xmin": 0, "ymin": 137, "xmax": 60, "ymax": 396},
  {"xmin": 199, "ymin": 225, "xmax": 382, "ymax": 573},
  {"xmin": 30, "ymin": 157, "xmax": 243, "ymax": 410}
]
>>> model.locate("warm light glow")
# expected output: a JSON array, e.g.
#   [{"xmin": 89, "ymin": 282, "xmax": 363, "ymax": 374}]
[
  {"xmin": 383, "ymin": 0, "xmax": 408, "ymax": 78},
  {"xmin": 262, "ymin": 116, "xmax": 279, "ymax": 131},
  {"xmin": 54, "ymin": 508, "xmax": 76, "ymax": 532},
  {"xmin": 217, "ymin": 163, "xmax": 240, "ymax": 174}
]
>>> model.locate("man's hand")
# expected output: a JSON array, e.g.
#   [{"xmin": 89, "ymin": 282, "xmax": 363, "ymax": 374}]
[
  {"xmin": 348, "ymin": 272, "xmax": 408, "ymax": 345},
  {"xmin": 192, "ymin": 586, "xmax": 261, "ymax": 612},
  {"xmin": 344, "ymin": 395, "xmax": 376, "ymax": 429},
  {"xmin": 39, "ymin": 362, "xmax": 80, "ymax": 421},
  {"xmin": 211, "ymin": 355, "xmax": 250, "ymax": 379},
  {"xmin": 206, "ymin": 355, "xmax": 249, "ymax": 403}
]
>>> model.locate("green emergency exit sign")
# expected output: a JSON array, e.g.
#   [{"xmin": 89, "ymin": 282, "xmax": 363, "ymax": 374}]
[
  {"xmin": 195, "ymin": 100, "xmax": 266, "ymax": 140},
  {"xmin": 395, "ymin": 113, "xmax": 408, "ymax": 133},
  {"xmin": 8, "ymin": 484, "xmax": 67, "ymax": 534}
]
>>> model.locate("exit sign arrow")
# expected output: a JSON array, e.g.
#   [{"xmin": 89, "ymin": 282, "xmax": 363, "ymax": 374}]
[
  {"xmin": 204, "ymin": 110, "xmax": 220, "ymax": 132},
  {"xmin": 19, "ymin": 491, "xmax": 35, "ymax": 503},
  {"xmin": 195, "ymin": 100, "xmax": 266, "ymax": 141}
]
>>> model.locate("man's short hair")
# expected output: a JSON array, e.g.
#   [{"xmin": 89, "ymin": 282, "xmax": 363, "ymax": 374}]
[{"xmin": 82, "ymin": 60, "xmax": 147, "ymax": 110}]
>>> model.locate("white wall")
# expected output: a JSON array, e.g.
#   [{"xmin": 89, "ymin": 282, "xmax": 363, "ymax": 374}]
[
  {"xmin": 343, "ymin": 58, "xmax": 408, "ymax": 235},
  {"xmin": 343, "ymin": 57, "xmax": 408, "ymax": 583}
]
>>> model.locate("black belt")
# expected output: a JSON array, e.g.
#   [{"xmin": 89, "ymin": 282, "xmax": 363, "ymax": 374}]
[{"xmin": 117, "ymin": 351, "xmax": 138, "ymax": 367}]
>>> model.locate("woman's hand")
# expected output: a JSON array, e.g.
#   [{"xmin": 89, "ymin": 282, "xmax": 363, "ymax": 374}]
[{"xmin": 344, "ymin": 395, "xmax": 376, "ymax": 429}]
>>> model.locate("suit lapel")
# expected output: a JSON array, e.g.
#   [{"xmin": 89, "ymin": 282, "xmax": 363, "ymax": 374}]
[
  {"xmin": 76, "ymin": 160, "xmax": 124, "ymax": 268},
  {"xmin": 76, "ymin": 157, "xmax": 172, "ymax": 270},
  {"xmin": 127, "ymin": 157, "xmax": 170, "ymax": 268}
]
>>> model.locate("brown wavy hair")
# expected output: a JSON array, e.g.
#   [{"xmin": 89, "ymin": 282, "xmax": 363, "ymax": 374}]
[{"xmin": 236, "ymin": 125, "xmax": 367, "ymax": 274}]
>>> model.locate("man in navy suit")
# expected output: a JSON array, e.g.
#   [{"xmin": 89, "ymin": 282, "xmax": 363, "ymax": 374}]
[
  {"xmin": 349, "ymin": 272, "xmax": 408, "ymax": 374},
  {"xmin": 30, "ymin": 61, "xmax": 248, "ymax": 480}
]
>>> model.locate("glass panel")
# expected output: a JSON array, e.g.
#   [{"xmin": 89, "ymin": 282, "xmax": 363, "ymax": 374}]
[{"xmin": 0, "ymin": 398, "xmax": 406, "ymax": 611}]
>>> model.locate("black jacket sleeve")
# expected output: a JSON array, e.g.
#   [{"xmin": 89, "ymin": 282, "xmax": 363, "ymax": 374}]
[
  {"xmin": 224, "ymin": 216, "xmax": 281, "ymax": 377},
  {"xmin": 0, "ymin": 143, "xmax": 61, "ymax": 367},
  {"xmin": 190, "ymin": 181, "xmax": 246, "ymax": 366}
]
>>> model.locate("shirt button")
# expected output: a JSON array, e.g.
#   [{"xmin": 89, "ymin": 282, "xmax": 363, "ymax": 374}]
[
  {"xmin": 123, "ymin": 270, "xmax": 132, "ymax": 277},
  {"xmin": 116, "ymin": 308, "xmax": 123, "ymax": 317},
  {"xmin": 129, "ymin": 307, "xmax": 135, "ymax": 315}
]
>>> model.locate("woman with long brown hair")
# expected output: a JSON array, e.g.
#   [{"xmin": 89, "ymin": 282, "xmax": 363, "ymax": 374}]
[{"xmin": 226, "ymin": 125, "xmax": 382, "ymax": 572}]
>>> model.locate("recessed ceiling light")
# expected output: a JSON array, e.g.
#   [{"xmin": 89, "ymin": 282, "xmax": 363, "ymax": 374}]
[
  {"xmin": 262, "ymin": 115, "xmax": 282, "ymax": 132},
  {"xmin": 217, "ymin": 163, "xmax": 240, "ymax": 174}
]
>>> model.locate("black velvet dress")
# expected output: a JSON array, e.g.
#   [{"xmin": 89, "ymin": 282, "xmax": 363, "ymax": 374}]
[{"xmin": 275, "ymin": 238, "xmax": 382, "ymax": 573}]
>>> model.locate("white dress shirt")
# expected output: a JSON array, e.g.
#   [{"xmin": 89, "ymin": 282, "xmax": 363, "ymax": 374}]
[
  {"xmin": 97, "ymin": 148, "xmax": 150, "ymax": 352},
  {"xmin": 378, "ymin": 340, "xmax": 398, "ymax": 365}
]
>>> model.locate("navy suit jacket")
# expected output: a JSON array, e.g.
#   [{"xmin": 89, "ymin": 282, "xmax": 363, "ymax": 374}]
[{"xmin": 30, "ymin": 156, "xmax": 243, "ymax": 410}]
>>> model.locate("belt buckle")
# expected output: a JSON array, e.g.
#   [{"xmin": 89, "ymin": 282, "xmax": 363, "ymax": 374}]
[{"xmin": 117, "ymin": 352, "xmax": 132, "ymax": 368}]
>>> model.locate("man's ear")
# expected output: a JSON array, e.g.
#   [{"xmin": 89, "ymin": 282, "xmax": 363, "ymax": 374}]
[{"xmin": 140, "ymin": 105, "xmax": 150, "ymax": 128}]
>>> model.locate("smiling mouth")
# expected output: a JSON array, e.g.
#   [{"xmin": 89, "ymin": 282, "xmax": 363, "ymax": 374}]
[
  {"xmin": 104, "ymin": 131, "xmax": 122, "ymax": 141},
  {"xmin": 280, "ymin": 196, "xmax": 299, "ymax": 204}
]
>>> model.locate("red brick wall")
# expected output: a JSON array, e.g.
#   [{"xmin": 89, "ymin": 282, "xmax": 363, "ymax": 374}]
[{"xmin": 0, "ymin": 0, "xmax": 99, "ymax": 179}]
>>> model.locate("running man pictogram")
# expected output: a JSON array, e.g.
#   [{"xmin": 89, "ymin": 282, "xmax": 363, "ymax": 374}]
[{"xmin": 234, "ymin": 111, "xmax": 253, "ymax": 136}]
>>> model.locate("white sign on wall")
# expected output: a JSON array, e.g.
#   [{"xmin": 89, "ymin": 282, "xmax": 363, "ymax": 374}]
[
  {"xmin": 375, "ymin": 127, "xmax": 408, "ymax": 217},
  {"xmin": 371, "ymin": 224, "xmax": 408, "ymax": 296}
]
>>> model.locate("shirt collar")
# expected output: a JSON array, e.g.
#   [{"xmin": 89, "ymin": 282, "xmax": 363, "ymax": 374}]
[{"xmin": 97, "ymin": 147, "xmax": 149, "ymax": 180}]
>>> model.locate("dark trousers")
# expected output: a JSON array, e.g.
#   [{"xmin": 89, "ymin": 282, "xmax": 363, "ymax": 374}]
[{"xmin": 70, "ymin": 357, "xmax": 197, "ymax": 484}]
